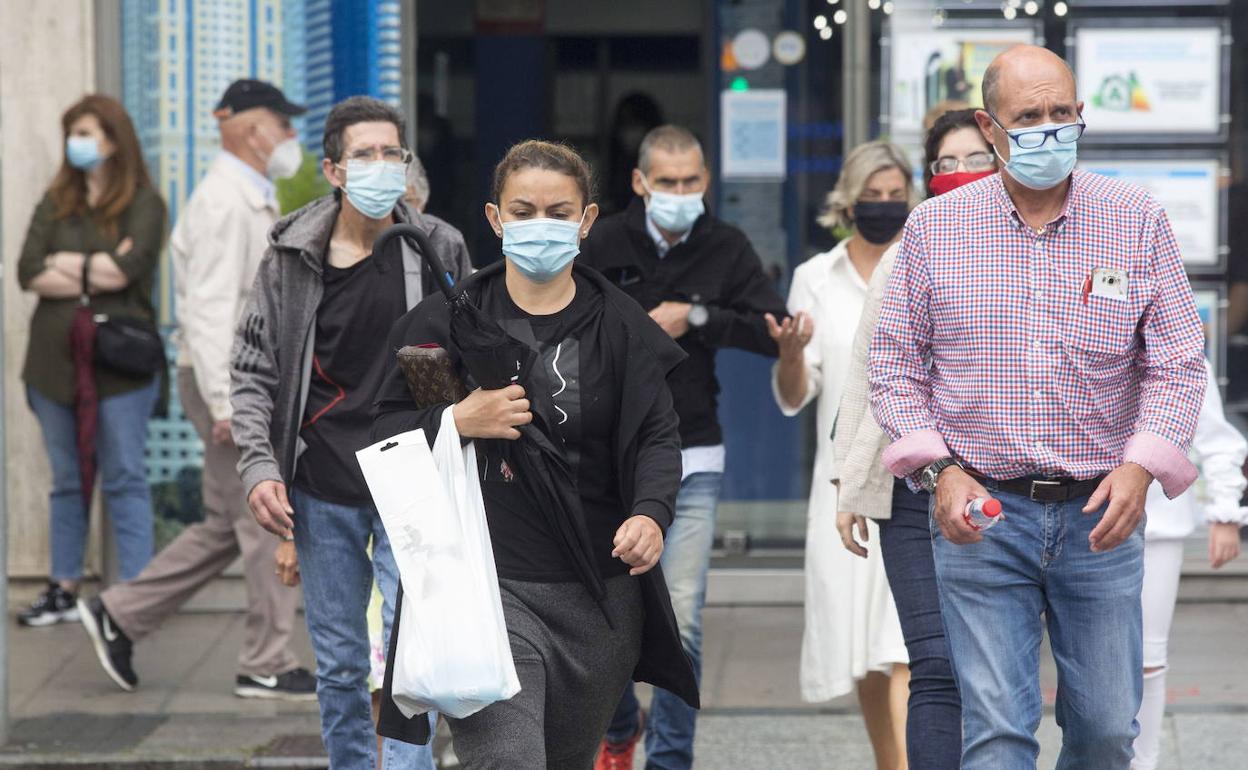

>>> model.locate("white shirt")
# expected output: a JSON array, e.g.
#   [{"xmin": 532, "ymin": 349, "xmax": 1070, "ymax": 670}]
[
  {"xmin": 171, "ymin": 152, "xmax": 281, "ymax": 421},
  {"xmin": 1144, "ymin": 360, "xmax": 1248, "ymax": 540},
  {"xmin": 771, "ymin": 240, "xmax": 871, "ymax": 486},
  {"xmin": 645, "ymin": 211, "xmax": 723, "ymax": 478}
]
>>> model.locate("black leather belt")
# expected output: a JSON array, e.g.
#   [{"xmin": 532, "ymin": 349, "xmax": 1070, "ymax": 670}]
[{"xmin": 966, "ymin": 469, "xmax": 1104, "ymax": 503}]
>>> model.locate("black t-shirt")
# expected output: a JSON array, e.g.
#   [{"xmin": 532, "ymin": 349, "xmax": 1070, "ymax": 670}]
[
  {"xmin": 479, "ymin": 274, "xmax": 629, "ymax": 581},
  {"xmin": 296, "ymin": 248, "xmax": 407, "ymax": 505}
]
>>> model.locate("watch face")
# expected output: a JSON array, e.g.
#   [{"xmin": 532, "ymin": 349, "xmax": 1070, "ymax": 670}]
[{"xmin": 689, "ymin": 305, "xmax": 709, "ymax": 327}]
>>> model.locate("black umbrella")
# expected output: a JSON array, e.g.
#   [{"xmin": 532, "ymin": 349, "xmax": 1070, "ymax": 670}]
[{"xmin": 372, "ymin": 225, "xmax": 609, "ymax": 618}]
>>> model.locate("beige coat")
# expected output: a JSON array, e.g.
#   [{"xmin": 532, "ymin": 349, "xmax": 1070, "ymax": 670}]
[
  {"xmin": 171, "ymin": 153, "xmax": 279, "ymax": 422},
  {"xmin": 830, "ymin": 243, "xmax": 900, "ymax": 521}
]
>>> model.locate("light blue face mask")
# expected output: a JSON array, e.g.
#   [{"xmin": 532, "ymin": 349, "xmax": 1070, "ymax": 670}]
[
  {"xmin": 993, "ymin": 119, "xmax": 1082, "ymax": 191},
  {"xmin": 67, "ymin": 136, "xmax": 104, "ymax": 171},
  {"xmin": 499, "ymin": 211, "xmax": 586, "ymax": 283},
  {"xmin": 642, "ymin": 178, "xmax": 705, "ymax": 233},
  {"xmin": 341, "ymin": 160, "xmax": 407, "ymax": 219}
]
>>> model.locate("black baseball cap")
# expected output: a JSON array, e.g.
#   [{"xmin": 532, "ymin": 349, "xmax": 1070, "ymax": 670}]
[{"xmin": 214, "ymin": 79, "xmax": 306, "ymax": 117}]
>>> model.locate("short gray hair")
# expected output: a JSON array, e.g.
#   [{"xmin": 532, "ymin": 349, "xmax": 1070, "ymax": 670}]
[
  {"xmin": 818, "ymin": 140, "xmax": 916, "ymax": 232},
  {"xmin": 405, "ymin": 154, "xmax": 430, "ymax": 211},
  {"xmin": 637, "ymin": 125, "xmax": 703, "ymax": 174}
]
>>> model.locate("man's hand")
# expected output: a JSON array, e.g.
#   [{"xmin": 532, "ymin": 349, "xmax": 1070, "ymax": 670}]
[
  {"xmin": 452, "ymin": 385, "xmax": 531, "ymax": 440},
  {"xmin": 1208, "ymin": 522, "xmax": 1241, "ymax": 569},
  {"xmin": 1083, "ymin": 462, "xmax": 1153, "ymax": 552},
  {"xmin": 248, "ymin": 480, "xmax": 294, "ymax": 537},
  {"xmin": 836, "ymin": 510, "xmax": 869, "ymax": 558},
  {"xmin": 649, "ymin": 301, "xmax": 692, "ymax": 339},
  {"xmin": 612, "ymin": 515, "xmax": 664, "ymax": 576},
  {"xmin": 211, "ymin": 420, "xmax": 233, "ymax": 446},
  {"xmin": 765, "ymin": 312, "xmax": 814, "ymax": 360},
  {"xmin": 274, "ymin": 540, "xmax": 300, "ymax": 587},
  {"xmin": 934, "ymin": 466, "xmax": 990, "ymax": 545}
]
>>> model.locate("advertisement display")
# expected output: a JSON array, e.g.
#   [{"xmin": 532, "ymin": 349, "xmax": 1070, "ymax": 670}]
[
  {"xmin": 1072, "ymin": 24, "xmax": 1225, "ymax": 138},
  {"xmin": 1191, "ymin": 282, "xmax": 1226, "ymax": 381},
  {"xmin": 721, "ymin": 88, "xmax": 787, "ymax": 179},
  {"xmin": 885, "ymin": 22, "xmax": 1037, "ymax": 137},
  {"xmin": 1077, "ymin": 157, "xmax": 1224, "ymax": 269}
]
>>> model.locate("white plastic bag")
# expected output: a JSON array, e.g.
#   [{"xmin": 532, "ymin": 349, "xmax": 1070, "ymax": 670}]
[{"xmin": 356, "ymin": 409, "xmax": 519, "ymax": 719}]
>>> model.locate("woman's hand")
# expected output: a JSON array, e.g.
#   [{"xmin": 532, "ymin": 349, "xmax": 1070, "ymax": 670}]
[
  {"xmin": 452, "ymin": 385, "xmax": 531, "ymax": 440},
  {"xmin": 1209, "ymin": 522, "xmax": 1242, "ymax": 569},
  {"xmin": 765, "ymin": 311, "xmax": 814, "ymax": 360},
  {"xmin": 613, "ymin": 515, "xmax": 664, "ymax": 576},
  {"xmin": 275, "ymin": 540, "xmax": 300, "ymax": 587},
  {"xmin": 836, "ymin": 510, "xmax": 869, "ymax": 558}
]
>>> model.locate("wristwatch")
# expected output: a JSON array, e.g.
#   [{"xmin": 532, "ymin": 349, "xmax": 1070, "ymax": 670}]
[
  {"xmin": 688, "ymin": 303, "xmax": 709, "ymax": 328},
  {"xmin": 920, "ymin": 457, "xmax": 962, "ymax": 493}
]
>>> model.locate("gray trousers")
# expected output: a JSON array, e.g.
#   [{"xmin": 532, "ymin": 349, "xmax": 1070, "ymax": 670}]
[
  {"xmin": 448, "ymin": 575, "xmax": 645, "ymax": 770},
  {"xmin": 101, "ymin": 368, "xmax": 300, "ymax": 677}
]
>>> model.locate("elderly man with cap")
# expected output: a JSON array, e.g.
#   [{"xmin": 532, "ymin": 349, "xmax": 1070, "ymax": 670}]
[
  {"xmin": 870, "ymin": 45, "xmax": 1206, "ymax": 769},
  {"xmin": 78, "ymin": 79, "xmax": 316, "ymax": 701}
]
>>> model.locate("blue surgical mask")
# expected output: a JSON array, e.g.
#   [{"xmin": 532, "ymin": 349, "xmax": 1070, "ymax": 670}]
[
  {"xmin": 341, "ymin": 160, "xmax": 406, "ymax": 220},
  {"xmin": 67, "ymin": 136, "xmax": 104, "ymax": 171},
  {"xmin": 996, "ymin": 121, "xmax": 1080, "ymax": 191},
  {"xmin": 499, "ymin": 211, "xmax": 586, "ymax": 283},
  {"xmin": 642, "ymin": 178, "xmax": 705, "ymax": 233}
]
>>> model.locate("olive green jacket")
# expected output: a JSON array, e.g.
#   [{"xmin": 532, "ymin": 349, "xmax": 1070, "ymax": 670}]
[{"xmin": 17, "ymin": 187, "xmax": 167, "ymax": 404}]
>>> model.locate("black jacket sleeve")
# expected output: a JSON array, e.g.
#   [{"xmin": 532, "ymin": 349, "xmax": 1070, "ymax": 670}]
[
  {"xmin": 695, "ymin": 237, "xmax": 786, "ymax": 358},
  {"xmin": 629, "ymin": 377, "xmax": 681, "ymax": 532},
  {"xmin": 371, "ymin": 299, "xmax": 455, "ymax": 448}
]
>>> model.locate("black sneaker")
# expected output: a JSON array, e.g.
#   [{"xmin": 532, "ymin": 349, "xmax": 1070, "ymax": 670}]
[
  {"xmin": 17, "ymin": 583, "xmax": 80, "ymax": 627},
  {"xmin": 235, "ymin": 667, "xmax": 318, "ymax": 701},
  {"xmin": 78, "ymin": 597, "xmax": 138, "ymax": 692}
]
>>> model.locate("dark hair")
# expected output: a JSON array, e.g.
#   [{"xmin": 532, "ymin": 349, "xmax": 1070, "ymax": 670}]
[
  {"xmin": 49, "ymin": 94, "xmax": 152, "ymax": 236},
  {"xmin": 491, "ymin": 140, "xmax": 594, "ymax": 207},
  {"xmin": 322, "ymin": 96, "xmax": 406, "ymax": 163},
  {"xmin": 638, "ymin": 124, "xmax": 704, "ymax": 174},
  {"xmin": 922, "ymin": 108, "xmax": 989, "ymax": 195}
]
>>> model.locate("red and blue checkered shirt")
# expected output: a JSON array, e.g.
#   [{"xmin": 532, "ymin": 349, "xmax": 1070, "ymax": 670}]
[{"xmin": 868, "ymin": 170, "xmax": 1206, "ymax": 498}]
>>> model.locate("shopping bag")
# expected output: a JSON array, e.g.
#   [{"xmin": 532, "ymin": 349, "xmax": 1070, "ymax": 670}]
[{"xmin": 356, "ymin": 409, "xmax": 520, "ymax": 719}]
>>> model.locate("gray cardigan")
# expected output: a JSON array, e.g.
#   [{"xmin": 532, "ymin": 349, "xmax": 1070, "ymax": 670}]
[
  {"xmin": 229, "ymin": 195, "xmax": 473, "ymax": 495},
  {"xmin": 830, "ymin": 244, "xmax": 899, "ymax": 520}
]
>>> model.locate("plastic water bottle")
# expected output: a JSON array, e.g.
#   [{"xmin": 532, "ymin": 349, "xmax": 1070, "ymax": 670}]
[{"xmin": 963, "ymin": 497, "xmax": 1004, "ymax": 532}]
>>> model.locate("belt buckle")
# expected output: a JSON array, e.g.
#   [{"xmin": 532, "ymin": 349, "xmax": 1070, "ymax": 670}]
[{"xmin": 1029, "ymin": 479, "xmax": 1062, "ymax": 502}]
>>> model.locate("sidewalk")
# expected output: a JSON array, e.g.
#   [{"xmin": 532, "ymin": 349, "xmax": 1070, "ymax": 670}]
[{"xmin": 4, "ymin": 590, "xmax": 1247, "ymax": 768}]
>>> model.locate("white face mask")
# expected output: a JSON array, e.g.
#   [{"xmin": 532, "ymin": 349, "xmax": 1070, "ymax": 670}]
[{"xmin": 266, "ymin": 137, "xmax": 303, "ymax": 180}]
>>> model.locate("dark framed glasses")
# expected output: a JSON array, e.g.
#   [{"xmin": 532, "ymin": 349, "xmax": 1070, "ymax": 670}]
[{"xmin": 989, "ymin": 114, "xmax": 1086, "ymax": 149}]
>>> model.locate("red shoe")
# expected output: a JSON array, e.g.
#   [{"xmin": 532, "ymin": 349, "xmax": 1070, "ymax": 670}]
[{"xmin": 594, "ymin": 710, "xmax": 646, "ymax": 770}]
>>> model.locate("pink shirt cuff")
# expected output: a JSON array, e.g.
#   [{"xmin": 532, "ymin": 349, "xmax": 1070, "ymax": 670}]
[
  {"xmin": 1123, "ymin": 431, "xmax": 1198, "ymax": 499},
  {"xmin": 881, "ymin": 429, "xmax": 951, "ymax": 477}
]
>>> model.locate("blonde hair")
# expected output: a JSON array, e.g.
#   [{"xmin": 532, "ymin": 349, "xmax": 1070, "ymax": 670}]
[{"xmin": 817, "ymin": 140, "xmax": 915, "ymax": 232}]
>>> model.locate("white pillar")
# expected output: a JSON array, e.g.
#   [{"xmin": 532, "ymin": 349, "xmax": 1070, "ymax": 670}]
[{"xmin": 0, "ymin": 1, "xmax": 97, "ymax": 578}]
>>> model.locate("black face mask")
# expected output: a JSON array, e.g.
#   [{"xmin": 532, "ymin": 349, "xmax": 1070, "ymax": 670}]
[{"xmin": 853, "ymin": 200, "xmax": 909, "ymax": 245}]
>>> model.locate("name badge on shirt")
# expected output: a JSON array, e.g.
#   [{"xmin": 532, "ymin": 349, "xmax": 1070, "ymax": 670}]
[{"xmin": 1090, "ymin": 268, "xmax": 1129, "ymax": 301}]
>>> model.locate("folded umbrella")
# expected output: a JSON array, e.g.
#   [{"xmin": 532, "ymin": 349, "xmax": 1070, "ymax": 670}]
[
  {"xmin": 69, "ymin": 300, "xmax": 98, "ymax": 508},
  {"xmin": 373, "ymin": 225, "xmax": 608, "ymax": 615}
]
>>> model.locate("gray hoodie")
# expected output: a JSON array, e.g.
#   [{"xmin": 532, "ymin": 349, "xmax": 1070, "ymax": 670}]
[{"xmin": 229, "ymin": 195, "xmax": 473, "ymax": 495}]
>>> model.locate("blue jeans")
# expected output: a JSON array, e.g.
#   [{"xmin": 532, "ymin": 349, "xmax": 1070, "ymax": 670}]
[
  {"xmin": 878, "ymin": 480, "xmax": 961, "ymax": 770},
  {"xmin": 607, "ymin": 471, "xmax": 722, "ymax": 770},
  {"xmin": 932, "ymin": 486, "xmax": 1144, "ymax": 770},
  {"xmin": 28, "ymin": 381, "xmax": 158, "ymax": 582},
  {"xmin": 291, "ymin": 487, "xmax": 434, "ymax": 770}
]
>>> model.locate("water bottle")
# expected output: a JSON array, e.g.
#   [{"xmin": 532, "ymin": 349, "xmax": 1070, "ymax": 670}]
[{"xmin": 963, "ymin": 497, "xmax": 1004, "ymax": 532}]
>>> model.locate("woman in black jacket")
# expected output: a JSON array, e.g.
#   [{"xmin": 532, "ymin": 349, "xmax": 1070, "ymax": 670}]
[{"xmin": 371, "ymin": 140, "xmax": 698, "ymax": 769}]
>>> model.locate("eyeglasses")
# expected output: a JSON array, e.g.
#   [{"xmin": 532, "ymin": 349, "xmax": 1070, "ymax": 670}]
[
  {"xmin": 989, "ymin": 113, "xmax": 1086, "ymax": 149},
  {"xmin": 344, "ymin": 146, "xmax": 413, "ymax": 165},
  {"xmin": 930, "ymin": 152, "xmax": 996, "ymax": 176}
]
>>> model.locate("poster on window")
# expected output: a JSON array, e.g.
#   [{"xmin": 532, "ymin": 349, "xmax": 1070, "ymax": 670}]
[
  {"xmin": 1072, "ymin": 25, "xmax": 1224, "ymax": 138},
  {"xmin": 885, "ymin": 23, "xmax": 1038, "ymax": 137},
  {"xmin": 1076, "ymin": 158, "xmax": 1223, "ymax": 268},
  {"xmin": 1191, "ymin": 283, "xmax": 1225, "ymax": 381},
  {"xmin": 721, "ymin": 89, "xmax": 787, "ymax": 179}
]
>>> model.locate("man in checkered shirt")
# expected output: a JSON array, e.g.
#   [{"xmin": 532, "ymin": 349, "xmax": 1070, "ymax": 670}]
[{"xmin": 869, "ymin": 46, "xmax": 1206, "ymax": 769}]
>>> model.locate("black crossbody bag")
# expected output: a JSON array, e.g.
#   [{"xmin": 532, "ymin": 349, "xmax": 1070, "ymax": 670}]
[{"xmin": 81, "ymin": 251, "xmax": 165, "ymax": 379}]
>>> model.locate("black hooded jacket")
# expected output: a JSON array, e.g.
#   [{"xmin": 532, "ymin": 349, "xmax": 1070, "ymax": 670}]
[{"xmin": 371, "ymin": 261, "xmax": 700, "ymax": 745}]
